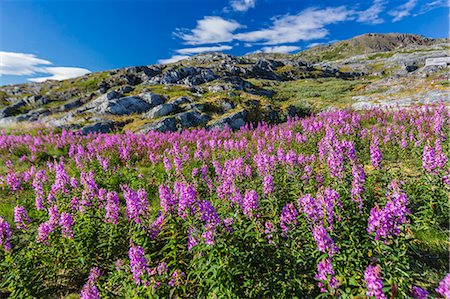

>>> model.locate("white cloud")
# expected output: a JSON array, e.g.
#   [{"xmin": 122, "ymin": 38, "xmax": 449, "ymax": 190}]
[
  {"xmin": 175, "ymin": 45, "xmax": 232, "ymax": 55},
  {"xmin": 177, "ymin": 16, "xmax": 242, "ymax": 45},
  {"xmin": 415, "ymin": 0, "xmax": 448, "ymax": 16},
  {"xmin": 29, "ymin": 67, "xmax": 91, "ymax": 82},
  {"xmin": 357, "ymin": 0, "xmax": 386, "ymax": 24},
  {"xmin": 234, "ymin": 6, "xmax": 354, "ymax": 45},
  {"xmin": 388, "ymin": 0, "xmax": 418, "ymax": 22},
  {"xmin": 0, "ymin": 51, "xmax": 91, "ymax": 82},
  {"xmin": 0, "ymin": 51, "xmax": 51, "ymax": 75},
  {"xmin": 158, "ymin": 55, "xmax": 190, "ymax": 64},
  {"xmin": 230, "ymin": 0, "xmax": 256, "ymax": 12},
  {"xmin": 253, "ymin": 45, "xmax": 301, "ymax": 54}
]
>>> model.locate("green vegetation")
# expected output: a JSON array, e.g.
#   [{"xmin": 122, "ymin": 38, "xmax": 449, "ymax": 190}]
[{"xmin": 269, "ymin": 78, "xmax": 370, "ymax": 112}]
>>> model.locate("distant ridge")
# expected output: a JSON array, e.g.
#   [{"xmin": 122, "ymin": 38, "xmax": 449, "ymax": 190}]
[{"xmin": 295, "ymin": 33, "xmax": 447, "ymax": 62}]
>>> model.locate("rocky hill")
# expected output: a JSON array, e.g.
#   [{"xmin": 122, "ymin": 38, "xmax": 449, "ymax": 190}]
[{"xmin": 0, "ymin": 33, "xmax": 448, "ymax": 133}]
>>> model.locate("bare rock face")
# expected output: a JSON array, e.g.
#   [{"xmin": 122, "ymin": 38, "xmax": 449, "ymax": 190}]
[
  {"xmin": 81, "ymin": 121, "xmax": 116, "ymax": 134},
  {"xmin": 144, "ymin": 104, "xmax": 177, "ymax": 119},
  {"xmin": 139, "ymin": 118, "xmax": 177, "ymax": 133},
  {"xmin": 83, "ymin": 92, "xmax": 165, "ymax": 116},
  {"xmin": 208, "ymin": 109, "xmax": 248, "ymax": 130},
  {"xmin": 175, "ymin": 111, "xmax": 210, "ymax": 128}
]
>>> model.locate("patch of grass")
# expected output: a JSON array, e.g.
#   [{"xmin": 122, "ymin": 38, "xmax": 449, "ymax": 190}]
[{"xmin": 270, "ymin": 78, "xmax": 370, "ymax": 112}]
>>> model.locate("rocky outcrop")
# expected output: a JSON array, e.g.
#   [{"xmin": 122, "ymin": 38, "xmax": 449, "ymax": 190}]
[
  {"xmin": 81, "ymin": 121, "xmax": 116, "ymax": 134},
  {"xmin": 144, "ymin": 103, "xmax": 177, "ymax": 118},
  {"xmin": 0, "ymin": 33, "xmax": 447, "ymax": 132},
  {"xmin": 208, "ymin": 109, "xmax": 248, "ymax": 130},
  {"xmin": 139, "ymin": 118, "xmax": 177, "ymax": 133},
  {"xmin": 175, "ymin": 111, "xmax": 210, "ymax": 128},
  {"xmin": 83, "ymin": 92, "xmax": 165, "ymax": 116}
]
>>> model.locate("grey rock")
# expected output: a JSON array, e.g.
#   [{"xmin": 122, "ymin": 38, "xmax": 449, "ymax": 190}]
[
  {"xmin": 117, "ymin": 85, "xmax": 134, "ymax": 94},
  {"xmin": 175, "ymin": 111, "xmax": 210, "ymax": 128},
  {"xmin": 144, "ymin": 103, "xmax": 177, "ymax": 118},
  {"xmin": 139, "ymin": 117, "xmax": 177, "ymax": 133},
  {"xmin": 81, "ymin": 121, "xmax": 116, "ymax": 134},
  {"xmin": 161, "ymin": 67, "xmax": 218, "ymax": 86},
  {"xmin": 87, "ymin": 92, "xmax": 165, "ymax": 116},
  {"xmin": 208, "ymin": 109, "xmax": 248, "ymax": 130},
  {"xmin": 216, "ymin": 99, "xmax": 235, "ymax": 112},
  {"xmin": 0, "ymin": 99, "xmax": 27, "ymax": 118},
  {"xmin": 57, "ymin": 99, "xmax": 84, "ymax": 112},
  {"xmin": 185, "ymin": 103, "xmax": 205, "ymax": 112},
  {"xmin": 170, "ymin": 96, "xmax": 191, "ymax": 106}
]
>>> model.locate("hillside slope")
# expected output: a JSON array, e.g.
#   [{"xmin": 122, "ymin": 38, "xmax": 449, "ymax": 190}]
[{"xmin": 0, "ymin": 33, "xmax": 448, "ymax": 133}]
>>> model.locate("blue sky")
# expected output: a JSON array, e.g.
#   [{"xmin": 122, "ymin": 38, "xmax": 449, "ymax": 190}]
[{"xmin": 0, "ymin": 0, "xmax": 449, "ymax": 85}]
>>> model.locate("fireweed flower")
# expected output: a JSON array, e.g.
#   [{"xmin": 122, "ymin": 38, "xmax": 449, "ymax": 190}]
[
  {"xmin": 187, "ymin": 228, "xmax": 199, "ymax": 250},
  {"xmin": 422, "ymin": 143, "xmax": 435, "ymax": 173},
  {"xmin": 14, "ymin": 206, "xmax": 30, "ymax": 230},
  {"xmin": 199, "ymin": 200, "xmax": 220, "ymax": 227},
  {"xmin": 436, "ymin": 274, "xmax": 450, "ymax": 299},
  {"xmin": 370, "ymin": 137, "xmax": 382, "ymax": 169},
  {"xmin": 157, "ymin": 261, "xmax": 168, "ymax": 276},
  {"xmin": 33, "ymin": 170, "xmax": 47, "ymax": 210},
  {"xmin": 0, "ymin": 218, "xmax": 11, "ymax": 252},
  {"xmin": 80, "ymin": 267, "xmax": 101, "ymax": 299},
  {"xmin": 37, "ymin": 221, "xmax": 52, "ymax": 243},
  {"xmin": 264, "ymin": 221, "xmax": 276, "ymax": 244},
  {"xmin": 123, "ymin": 186, "xmax": 148, "ymax": 224},
  {"xmin": 159, "ymin": 184, "xmax": 175, "ymax": 213},
  {"xmin": 315, "ymin": 258, "xmax": 339, "ymax": 293},
  {"xmin": 60, "ymin": 212, "xmax": 74, "ymax": 238},
  {"xmin": 364, "ymin": 265, "xmax": 387, "ymax": 299},
  {"xmin": 163, "ymin": 157, "xmax": 172, "ymax": 172},
  {"xmin": 202, "ymin": 228, "xmax": 215, "ymax": 246},
  {"xmin": 149, "ymin": 212, "xmax": 165, "ymax": 239},
  {"xmin": 242, "ymin": 190, "xmax": 259, "ymax": 218},
  {"xmin": 48, "ymin": 205, "xmax": 60, "ymax": 229},
  {"xmin": 129, "ymin": 245, "xmax": 149, "ymax": 285},
  {"xmin": 351, "ymin": 164, "xmax": 365, "ymax": 210},
  {"xmin": 105, "ymin": 191, "xmax": 120, "ymax": 224},
  {"xmin": 312, "ymin": 224, "xmax": 338, "ymax": 256},
  {"xmin": 411, "ymin": 286, "xmax": 429, "ymax": 299},
  {"xmin": 263, "ymin": 175, "xmax": 274, "ymax": 195},
  {"xmin": 169, "ymin": 270, "xmax": 185, "ymax": 287},
  {"xmin": 367, "ymin": 183, "xmax": 410, "ymax": 241},
  {"xmin": 6, "ymin": 171, "xmax": 21, "ymax": 192},
  {"xmin": 178, "ymin": 184, "xmax": 197, "ymax": 219},
  {"xmin": 280, "ymin": 203, "xmax": 298, "ymax": 236}
]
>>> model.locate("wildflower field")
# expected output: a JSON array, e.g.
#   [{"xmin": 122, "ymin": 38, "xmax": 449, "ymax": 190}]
[{"xmin": 0, "ymin": 104, "xmax": 449, "ymax": 298}]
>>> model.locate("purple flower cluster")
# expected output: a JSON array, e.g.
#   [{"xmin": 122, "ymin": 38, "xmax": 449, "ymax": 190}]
[
  {"xmin": 105, "ymin": 191, "xmax": 120, "ymax": 224},
  {"xmin": 14, "ymin": 206, "xmax": 30, "ymax": 230},
  {"xmin": 176, "ymin": 183, "xmax": 197, "ymax": 219},
  {"xmin": 0, "ymin": 217, "xmax": 11, "ymax": 252},
  {"xmin": 364, "ymin": 264, "xmax": 387, "ymax": 299},
  {"xmin": 122, "ymin": 186, "xmax": 148, "ymax": 224},
  {"xmin": 422, "ymin": 139, "xmax": 448, "ymax": 175},
  {"xmin": 312, "ymin": 224, "xmax": 338, "ymax": 256},
  {"xmin": 60, "ymin": 212, "xmax": 74, "ymax": 238},
  {"xmin": 129, "ymin": 245, "xmax": 149, "ymax": 285},
  {"xmin": 280, "ymin": 203, "xmax": 298, "ymax": 236},
  {"xmin": 351, "ymin": 164, "xmax": 365, "ymax": 210},
  {"xmin": 370, "ymin": 137, "xmax": 382, "ymax": 169},
  {"xmin": 315, "ymin": 258, "xmax": 339, "ymax": 293},
  {"xmin": 436, "ymin": 274, "xmax": 450, "ymax": 299},
  {"xmin": 411, "ymin": 286, "xmax": 429, "ymax": 299},
  {"xmin": 242, "ymin": 190, "xmax": 259, "ymax": 218},
  {"xmin": 80, "ymin": 267, "xmax": 101, "ymax": 299},
  {"xmin": 159, "ymin": 184, "xmax": 176, "ymax": 213},
  {"xmin": 367, "ymin": 182, "xmax": 410, "ymax": 241},
  {"xmin": 263, "ymin": 175, "xmax": 274, "ymax": 195}
]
